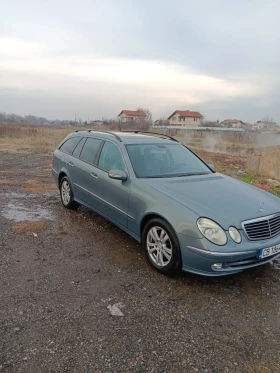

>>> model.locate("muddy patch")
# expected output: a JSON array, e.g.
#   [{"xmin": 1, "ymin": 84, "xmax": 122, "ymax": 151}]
[
  {"xmin": 22, "ymin": 180, "xmax": 57, "ymax": 193},
  {"xmin": 271, "ymin": 257, "xmax": 280, "ymax": 270},
  {"xmin": 1, "ymin": 202, "xmax": 52, "ymax": 222},
  {"xmin": 13, "ymin": 220, "xmax": 49, "ymax": 233}
]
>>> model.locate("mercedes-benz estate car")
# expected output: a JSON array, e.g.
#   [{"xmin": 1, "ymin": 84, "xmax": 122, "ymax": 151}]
[{"xmin": 52, "ymin": 130, "xmax": 280, "ymax": 276}]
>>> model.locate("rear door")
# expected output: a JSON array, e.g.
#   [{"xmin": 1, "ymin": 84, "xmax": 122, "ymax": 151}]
[
  {"xmin": 54, "ymin": 136, "xmax": 82, "ymax": 186},
  {"xmin": 65, "ymin": 137, "xmax": 87, "ymax": 200}
]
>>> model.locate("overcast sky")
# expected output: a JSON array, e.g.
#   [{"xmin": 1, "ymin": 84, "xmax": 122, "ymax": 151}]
[{"xmin": 1, "ymin": 0, "xmax": 279, "ymax": 122}]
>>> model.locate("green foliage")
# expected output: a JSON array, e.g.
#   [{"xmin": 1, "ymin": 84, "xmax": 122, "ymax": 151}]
[{"xmin": 240, "ymin": 174, "xmax": 255, "ymax": 184}]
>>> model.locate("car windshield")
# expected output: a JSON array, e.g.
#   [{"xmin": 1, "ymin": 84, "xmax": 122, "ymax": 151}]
[{"xmin": 126, "ymin": 143, "xmax": 212, "ymax": 178}]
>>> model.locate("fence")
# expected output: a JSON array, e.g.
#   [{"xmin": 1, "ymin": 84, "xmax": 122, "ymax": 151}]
[{"xmin": 247, "ymin": 146, "xmax": 280, "ymax": 180}]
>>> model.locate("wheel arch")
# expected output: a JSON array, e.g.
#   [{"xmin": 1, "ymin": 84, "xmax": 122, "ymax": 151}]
[
  {"xmin": 58, "ymin": 171, "xmax": 68, "ymax": 186},
  {"xmin": 140, "ymin": 213, "xmax": 175, "ymax": 240}
]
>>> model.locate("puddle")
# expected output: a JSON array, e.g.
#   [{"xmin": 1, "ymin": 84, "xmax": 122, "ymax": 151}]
[
  {"xmin": 0, "ymin": 192, "xmax": 34, "ymax": 199},
  {"xmin": 1, "ymin": 202, "xmax": 52, "ymax": 222}
]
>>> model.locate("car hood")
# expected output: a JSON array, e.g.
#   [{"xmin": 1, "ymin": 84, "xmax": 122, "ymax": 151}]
[{"xmin": 141, "ymin": 173, "xmax": 280, "ymax": 229}]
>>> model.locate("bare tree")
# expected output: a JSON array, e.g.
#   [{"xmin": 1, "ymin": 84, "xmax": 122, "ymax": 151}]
[
  {"xmin": 135, "ymin": 107, "xmax": 152, "ymax": 130},
  {"xmin": 259, "ymin": 116, "xmax": 276, "ymax": 130},
  {"xmin": 261, "ymin": 116, "xmax": 275, "ymax": 124},
  {"xmin": 136, "ymin": 107, "xmax": 152, "ymax": 124}
]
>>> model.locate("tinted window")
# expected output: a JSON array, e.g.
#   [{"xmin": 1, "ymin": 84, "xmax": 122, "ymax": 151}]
[
  {"xmin": 72, "ymin": 137, "xmax": 86, "ymax": 158},
  {"xmin": 60, "ymin": 137, "xmax": 81, "ymax": 154},
  {"xmin": 98, "ymin": 141, "xmax": 125, "ymax": 172},
  {"xmin": 80, "ymin": 138, "xmax": 102, "ymax": 164},
  {"xmin": 126, "ymin": 144, "xmax": 211, "ymax": 178}
]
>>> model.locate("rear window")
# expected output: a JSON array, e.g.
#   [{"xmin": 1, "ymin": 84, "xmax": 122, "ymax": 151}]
[
  {"xmin": 80, "ymin": 137, "xmax": 103, "ymax": 164},
  {"xmin": 59, "ymin": 137, "xmax": 81, "ymax": 154}
]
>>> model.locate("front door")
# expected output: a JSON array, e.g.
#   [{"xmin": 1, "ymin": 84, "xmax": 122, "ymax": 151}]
[
  {"xmin": 69, "ymin": 137, "xmax": 104, "ymax": 209},
  {"xmin": 92, "ymin": 141, "xmax": 130, "ymax": 228}
]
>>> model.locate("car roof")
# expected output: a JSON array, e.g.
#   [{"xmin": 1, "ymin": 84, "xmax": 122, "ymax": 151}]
[{"xmin": 71, "ymin": 130, "xmax": 179, "ymax": 144}]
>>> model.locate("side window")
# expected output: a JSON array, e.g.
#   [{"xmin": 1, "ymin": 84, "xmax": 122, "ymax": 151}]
[
  {"xmin": 72, "ymin": 137, "xmax": 86, "ymax": 158},
  {"xmin": 98, "ymin": 142, "xmax": 125, "ymax": 172},
  {"xmin": 80, "ymin": 138, "xmax": 102, "ymax": 165},
  {"xmin": 59, "ymin": 137, "xmax": 81, "ymax": 154}
]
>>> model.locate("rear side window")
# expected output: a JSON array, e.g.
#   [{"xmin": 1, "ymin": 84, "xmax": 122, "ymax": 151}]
[
  {"xmin": 60, "ymin": 137, "xmax": 81, "ymax": 154},
  {"xmin": 72, "ymin": 137, "xmax": 86, "ymax": 158},
  {"xmin": 80, "ymin": 138, "xmax": 103, "ymax": 164}
]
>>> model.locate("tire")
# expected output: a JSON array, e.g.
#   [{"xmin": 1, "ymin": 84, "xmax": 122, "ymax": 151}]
[
  {"xmin": 142, "ymin": 218, "xmax": 182, "ymax": 275},
  {"xmin": 59, "ymin": 176, "xmax": 78, "ymax": 209}
]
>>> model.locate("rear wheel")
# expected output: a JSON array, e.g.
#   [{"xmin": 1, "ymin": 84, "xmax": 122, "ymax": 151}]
[
  {"xmin": 142, "ymin": 218, "xmax": 182, "ymax": 274},
  {"xmin": 60, "ymin": 176, "xmax": 77, "ymax": 209}
]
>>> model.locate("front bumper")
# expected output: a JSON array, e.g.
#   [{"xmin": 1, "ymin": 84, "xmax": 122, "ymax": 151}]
[{"xmin": 178, "ymin": 233, "xmax": 280, "ymax": 276}]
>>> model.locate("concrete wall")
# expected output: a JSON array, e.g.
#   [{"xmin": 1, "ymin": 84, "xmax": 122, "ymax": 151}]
[{"xmin": 247, "ymin": 146, "xmax": 280, "ymax": 181}]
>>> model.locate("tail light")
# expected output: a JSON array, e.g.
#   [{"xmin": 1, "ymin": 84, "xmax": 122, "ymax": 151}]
[{"xmin": 51, "ymin": 154, "xmax": 55, "ymax": 167}]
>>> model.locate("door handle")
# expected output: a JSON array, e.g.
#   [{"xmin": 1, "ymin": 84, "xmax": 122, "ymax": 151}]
[
  {"xmin": 91, "ymin": 172, "xmax": 98, "ymax": 179},
  {"xmin": 68, "ymin": 162, "xmax": 74, "ymax": 167}
]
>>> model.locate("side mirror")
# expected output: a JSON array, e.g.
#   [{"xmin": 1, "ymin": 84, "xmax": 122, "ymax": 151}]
[
  {"xmin": 108, "ymin": 169, "xmax": 128, "ymax": 181},
  {"xmin": 208, "ymin": 163, "xmax": 215, "ymax": 171}
]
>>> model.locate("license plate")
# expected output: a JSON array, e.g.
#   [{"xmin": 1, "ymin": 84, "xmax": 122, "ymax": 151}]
[{"xmin": 259, "ymin": 244, "xmax": 280, "ymax": 259}]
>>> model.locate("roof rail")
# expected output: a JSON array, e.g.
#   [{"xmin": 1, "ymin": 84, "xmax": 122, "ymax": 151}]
[
  {"xmin": 121, "ymin": 130, "xmax": 179, "ymax": 142},
  {"xmin": 74, "ymin": 129, "xmax": 122, "ymax": 142}
]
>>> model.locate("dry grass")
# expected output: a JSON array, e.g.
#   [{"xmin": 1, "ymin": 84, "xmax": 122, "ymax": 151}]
[
  {"xmin": 0, "ymin": 124, "xmax": 77, "ymax": 154},
  {"xmin": 0, "ymin": 179, "xmax": 18, "ymax": 185},
  {"xmin": 181, "ymin": 136, "xmax": 262, "ymax": 156},
  {"xmin": 0, "ymin": 170, "xmax": 12, "ymax": 174},
  {"xmin": 22, "ymin": 180, "xmax": 57, "ymax": 193},
  {"xmin": 0, "ymin": 123, "xmax": 115, "ymax": 155},
  {"xmin": 13, "ymin": 221, "xmax": 49, "ymax": 233},
  {"xmin": 244, "ymin": 362, "xmax": 280, "ymax": 373}
]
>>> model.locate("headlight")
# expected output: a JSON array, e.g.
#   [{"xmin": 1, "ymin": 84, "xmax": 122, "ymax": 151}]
[
  {"xmin": 229, "ymin": 226, "xmax": 242, "ymax": 243},
  {"xmin": 197, "ymin": 218, "xmax": 227, "ymax": 246}
]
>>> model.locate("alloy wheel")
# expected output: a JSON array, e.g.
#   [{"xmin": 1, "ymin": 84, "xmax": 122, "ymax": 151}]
[
  {"xmin": 61, "ymin": 180, "xmax": 71, "ymax": 205},
  {"xmin": 146, "ymin": 226, "xmax": 173, "ymax": 267}
]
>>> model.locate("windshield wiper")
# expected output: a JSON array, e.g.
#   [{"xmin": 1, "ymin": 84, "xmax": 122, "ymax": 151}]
[
  {"xmin": 142, "ymin": 172, "xmax": 211, "ymax": 179},
  {"xmin": 177, "ymin": 172, "xmax": 211, "ymax": 177}
]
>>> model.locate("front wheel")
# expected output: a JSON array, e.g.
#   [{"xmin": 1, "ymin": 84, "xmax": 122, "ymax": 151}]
[
  {"xmin": 60, "ymin": 176, "xmax": 77, "ymax": 209},
  {"xmin": 142, "ymin": 218, "xmax": 182, "ymax": 274}
]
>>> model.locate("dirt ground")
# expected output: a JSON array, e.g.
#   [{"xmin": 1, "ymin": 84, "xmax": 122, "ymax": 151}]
[{"xmin": 1, "ymin": 151, "xmax": 280, "ymax": 373}]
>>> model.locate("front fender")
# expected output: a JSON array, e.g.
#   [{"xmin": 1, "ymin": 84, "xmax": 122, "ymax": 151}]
[{"xmin": 128, "ymin": 179, "xmax": 201, "ymax": 240}]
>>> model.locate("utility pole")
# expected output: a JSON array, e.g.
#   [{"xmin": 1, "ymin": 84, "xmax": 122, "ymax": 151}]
[{"xmin": 75, "ymin": 113, "xmax": 76, "ymax": 126}]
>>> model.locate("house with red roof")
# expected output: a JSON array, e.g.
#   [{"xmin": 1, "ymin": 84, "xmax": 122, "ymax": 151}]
[
  {"xmin": 118, "ymin": 110, "xmax": 146, "ymax": 124},
  {"xmin": 220, "ymin": 119, "xmax": 245, "ymax": 128},
  {"xmin": 154, "ymin": 119, "xmax": 170, "ymax": 126},
  {"xmin": 167, "ymin": 110, "xmax": 203, "ymax": 127}
]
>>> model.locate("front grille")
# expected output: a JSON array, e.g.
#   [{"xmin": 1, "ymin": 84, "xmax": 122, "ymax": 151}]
[{"xmin": 243, "ymin": 213, "xmax": 280, "ymax": 240}]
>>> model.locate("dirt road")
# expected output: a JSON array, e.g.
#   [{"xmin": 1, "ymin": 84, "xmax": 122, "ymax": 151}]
[{"xmin": 1, "ymin": 152, "xmax": 280, "ymax": 373}]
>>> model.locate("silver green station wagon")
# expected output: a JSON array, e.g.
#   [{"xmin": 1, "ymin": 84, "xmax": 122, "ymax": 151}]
[{"xmin": 52, "ymin": 130, "xmax": 280, "ymax": 276}]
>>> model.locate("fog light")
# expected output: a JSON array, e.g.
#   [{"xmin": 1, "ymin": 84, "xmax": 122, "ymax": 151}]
[
  {"xmin": 229, "ymin": 226, "xmax": 242, "ymax": 244},
  {"xmin": 212, "ymin": 263, "xmax": 223, "ymax": 270}
]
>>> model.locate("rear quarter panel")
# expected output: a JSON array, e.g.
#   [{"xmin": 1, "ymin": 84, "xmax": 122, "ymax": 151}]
[{"xmin": 52, "ymin": 149, "xmax": 70, "ymax": 187}]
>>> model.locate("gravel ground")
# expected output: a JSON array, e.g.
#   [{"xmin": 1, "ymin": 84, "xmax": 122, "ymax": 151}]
[{"xmin": 0, "ymin": 152, "xmax": 280, "ymax": 373}]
